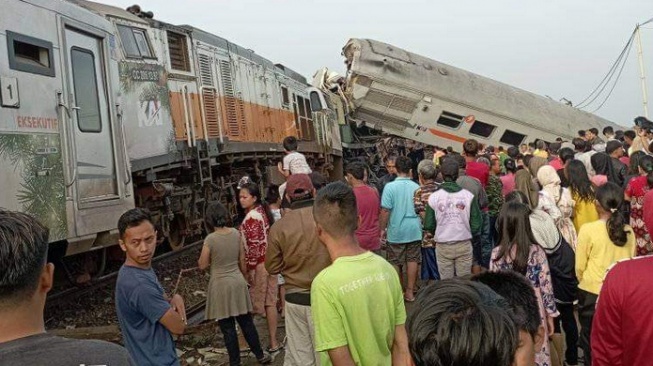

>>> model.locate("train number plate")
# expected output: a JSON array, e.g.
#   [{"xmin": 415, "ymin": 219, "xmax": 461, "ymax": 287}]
[{"xmin": 1, "ymin": 77, "xmax": 20, "ymax": 108}]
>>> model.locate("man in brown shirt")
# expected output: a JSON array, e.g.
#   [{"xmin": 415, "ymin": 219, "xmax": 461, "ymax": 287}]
[{"xmin": 266, "ymin": 174, "xmax": 331, "ymax": 366}]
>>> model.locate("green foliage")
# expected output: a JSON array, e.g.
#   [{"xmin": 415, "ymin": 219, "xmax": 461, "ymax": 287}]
[{"xmin": 0, "ymin": 133, "xmax": 67, "ymax": 240}]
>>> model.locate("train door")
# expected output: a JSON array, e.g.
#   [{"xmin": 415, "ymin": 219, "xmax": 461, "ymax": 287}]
[
  {"xmin": 63, "ymin": 26, "xmax": 127, "ymax": 238},
  {"xmin": 65, "ymin": 27, "xmax": 117, "ymax": 201}
]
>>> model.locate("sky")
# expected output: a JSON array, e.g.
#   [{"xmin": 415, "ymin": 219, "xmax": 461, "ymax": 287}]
[{"xmin": 102, "ymin": 0, "xmax": 653, "ymax": 126}]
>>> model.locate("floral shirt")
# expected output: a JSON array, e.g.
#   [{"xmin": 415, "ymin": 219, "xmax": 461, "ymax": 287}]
[
  {"xmin": 626, "ymin": 175, "xmax": 652, "ymax": 256},
  {"xmin": 239, "ymin": 205, "xmax": 271, "ymax": 270},
  {"xmin": 487, "ymin": 174, "xmax": 504, "ymax": 217},
  {"xmin": 490, "ymin": 244, "xmax": 559, "ymax": 366}
]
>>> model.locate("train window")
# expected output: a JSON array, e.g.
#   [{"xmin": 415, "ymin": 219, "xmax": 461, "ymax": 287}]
[
  {"xmin": 297, "ymin": 95, "xmax": 306, "ymax": 117},
  {"xmin": 304, "ymin": 97, "xmax": 312, "ymax": 115},
  {"xmin": 469, "ymin": 120, "xmax": 496, "ymax": 138},
  {"xmin": 281, "ymin": 85, "xmax": 290, "ymax": 106},
  {"xmin": 500, "ymin": 130, "xmax": 526, "ymax": 146},
  {"xmin": 133, "ymin": 29, "xmax": 153, "ymax": 58},
  {"xmin": 6, "ymin": 31, "xmax": 54, "ymax": 77},
  {"xmin": 167, "ymin": 31, "xmax": 190, "ymax": 72},
  {"xmin": 436, "ymin": 111, "xmax": 463, "ymax": 129},
  {"xmin": 70, "ymin": 48, "xmax": 102, "ymax": 133},
  {"xmin": 116, "ymin": 25, "xmax": 153, "ymax": 59},
  {"xmin": 309, "ymin": 90, "xmax": 324, "ymax": 111}
]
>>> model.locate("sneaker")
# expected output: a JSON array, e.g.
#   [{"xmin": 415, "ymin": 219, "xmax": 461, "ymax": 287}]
[{"xmin": 257, "ymin": 352, "xmax": 272, "ymax": 364}]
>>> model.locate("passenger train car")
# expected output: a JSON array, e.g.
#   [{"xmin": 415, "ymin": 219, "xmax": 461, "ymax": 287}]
[
  {"xmin": 311, "ymin": 38, "xmax": 621, "ymax": 150},
  {"xmin": 0, "ymin": 0, "xmax": 342, "ymax": 263}
]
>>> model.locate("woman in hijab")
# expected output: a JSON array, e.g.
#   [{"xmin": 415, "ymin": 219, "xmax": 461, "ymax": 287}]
[
  {"xmin": 516, "ymin": 165, "xmax": 562, "ymax": 223},
  {"xmin": 590, "ymin": 152, "xmax": 619, "ymax": 187},
  {"xmin": 538, "ymin": 165, "xmax": 578, "ymax": 249},
  {"xmin": 528, "ymin": 156, "xmax": 549, "ymax": 181},
  {"xmin": 515, "ymin": 169, "xmax": 539, "ymax": 209}
]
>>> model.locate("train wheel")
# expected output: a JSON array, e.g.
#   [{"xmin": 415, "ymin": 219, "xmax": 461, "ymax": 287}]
[{"xmin": 167, "ymin": 216, "xmax": 186, "ymax": 251}]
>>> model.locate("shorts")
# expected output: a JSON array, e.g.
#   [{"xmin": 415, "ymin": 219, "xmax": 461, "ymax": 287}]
[
  {"xmin": 385, "ymin": 241, "xmax": 422, "ymax": 266},
  {"xmin": 248, "ymin": 262, "xmax": 278, "ymax": 315}
]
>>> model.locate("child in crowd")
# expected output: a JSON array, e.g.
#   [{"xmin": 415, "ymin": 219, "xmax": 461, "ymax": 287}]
[{"xmin": 277, "ymin": 136, "xmax": 312, "ymax": 199}]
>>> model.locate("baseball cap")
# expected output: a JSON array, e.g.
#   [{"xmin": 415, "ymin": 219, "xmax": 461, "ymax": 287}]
[{"xmin": 286, "ymin": 174, "xmax": 314, "ymax": 199}]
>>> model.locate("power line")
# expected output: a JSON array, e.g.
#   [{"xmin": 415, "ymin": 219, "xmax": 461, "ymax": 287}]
[
  {"xmin": 576, "ymin": 29, "xmax": 636, "ymax": 109},
  {"xmin": 591, "ymin": 35, "xmax": 635, "ymax": 113}
]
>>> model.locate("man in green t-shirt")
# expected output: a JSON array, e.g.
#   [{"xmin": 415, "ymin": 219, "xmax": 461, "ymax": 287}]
[{"xmin": 311, "ymin": 182, "xmax": 411, "ymax": 366}]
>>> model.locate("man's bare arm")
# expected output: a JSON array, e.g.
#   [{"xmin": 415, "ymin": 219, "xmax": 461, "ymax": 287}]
[
  {"xmin": 327, "ymin": 346, "xmax": 356, "ymax": 366},
  {"xmin": 391, "ymin": 324, "xmax": 411, "ymax": 366}
]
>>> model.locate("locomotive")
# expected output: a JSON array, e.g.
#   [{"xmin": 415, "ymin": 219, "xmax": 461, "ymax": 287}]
[{"xmin": 0, "ymin": 0, "xmax": 342, "ymax": 267}]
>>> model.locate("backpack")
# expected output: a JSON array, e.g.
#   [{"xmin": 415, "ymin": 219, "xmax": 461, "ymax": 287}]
[{"xmin": 544, "ymin": 232, "xmax": 578, "ymax": 304}]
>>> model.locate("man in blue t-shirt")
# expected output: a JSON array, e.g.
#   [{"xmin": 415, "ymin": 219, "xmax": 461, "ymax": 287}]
[
  {"xmin": 115, "ymin": 209, "xmax": 187, "ymax": 366},
  {"xmin": 380, "ymin": 156, "xmax": 422, "ymax": 302}
]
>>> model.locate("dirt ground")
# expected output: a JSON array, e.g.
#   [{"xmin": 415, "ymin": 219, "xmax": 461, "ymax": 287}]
[{"xmin": 178, "ymin": 315, "xmax": 287, "ymax": 366}]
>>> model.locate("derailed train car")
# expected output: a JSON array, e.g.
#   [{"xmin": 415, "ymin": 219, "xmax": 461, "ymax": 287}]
[
  {"xmin": 312, "ymin": 38, "xmax": 621, "ymax": 150},
  {"xmin": 0, "ymin": 0, "xmax": 342, "ymax": 266}
]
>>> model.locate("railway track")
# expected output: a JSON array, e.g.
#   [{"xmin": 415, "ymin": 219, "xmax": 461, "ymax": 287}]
[{"xmin": 47, "ymin": 240, "xmax": 204, "ymax": 306}]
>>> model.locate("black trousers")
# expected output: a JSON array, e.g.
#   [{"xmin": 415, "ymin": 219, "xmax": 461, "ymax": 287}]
[
  {"xmin": 554, "ymin": 302, "xmax": 579, "ymax": 364},
  {"xmin": 578, "ymin": 289, "xmax": 598, "ymax": 366},
  {"xmin": 218, "ymin": 313, "xmax": 264, "ymax": 366}
]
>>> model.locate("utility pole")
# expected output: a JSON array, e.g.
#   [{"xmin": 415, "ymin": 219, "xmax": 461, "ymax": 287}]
[{"xmin": 636, "ymin": 23, "xmax": 649, "ymax": 118}]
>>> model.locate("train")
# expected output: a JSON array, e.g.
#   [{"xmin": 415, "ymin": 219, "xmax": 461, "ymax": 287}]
[
  {"xmin": 0, "ymin": 0, "xmax": 342, "ymax": 268},
  {"xmin": 1, "ymin": 0, "xmax": 619, "ymax": 272},
  {"xmin": 311, "ymin": 38, "xmax": 622, "ymax": 151}
]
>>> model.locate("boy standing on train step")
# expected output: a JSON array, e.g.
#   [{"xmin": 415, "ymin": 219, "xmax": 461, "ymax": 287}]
[
  {"xmin": 115, "ymin": 209, "xmax": 187, "ymax": 366},
  {"xmin": 277, "ymin": 136, "xmax": 312, "ymax": 199},
  {"xmin": 0, "ymin": 210, "xmax": 134, "ymax": 365}
]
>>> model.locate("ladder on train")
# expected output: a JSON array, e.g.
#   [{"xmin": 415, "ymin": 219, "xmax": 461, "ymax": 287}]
[{"xmin": 196, "ymin": 143, "xmax": 213, "ymax": 187}]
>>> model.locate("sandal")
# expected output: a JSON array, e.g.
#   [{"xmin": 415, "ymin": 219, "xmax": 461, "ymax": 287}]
[
  {"xmin": 266, "ymin": 344, "xmax": 284, "ymax": 353},
  {"xmin": 257, "ymin": 352, "xmax": 272, "ymax": 364}
]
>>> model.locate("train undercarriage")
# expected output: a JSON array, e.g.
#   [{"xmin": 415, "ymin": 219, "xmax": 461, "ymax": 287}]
[{"xmin": 53, "ymin": 140, "xmax": 343, "ymax": 285}]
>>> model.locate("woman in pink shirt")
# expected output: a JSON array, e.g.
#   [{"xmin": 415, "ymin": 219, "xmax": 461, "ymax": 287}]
[{"xmin": 500, "ymin": 158, "xmax": 517, "ymax": 198}]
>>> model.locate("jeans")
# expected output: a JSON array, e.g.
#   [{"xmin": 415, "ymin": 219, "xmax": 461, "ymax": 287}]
[
  {"xmin": 480, "ymin": 211, "xmax": 492, "ymax": 268},
  {"xmin": 218, "ymin": 313, "xmax": 265, "ymax": 366},
  {"xmin": 578, "ymin": 289, "xmax": 598, "ymax": 366},
  {"xmin": 554, "ymin": 302, "xmax": 579, "ymax": 365},
  {"xmin": 489, "ymin": 215, "xmax": 498, "ymax": 247},
  {"xmin": 473, "ymin": 212, "xmax": 492, "ymax": 268}
]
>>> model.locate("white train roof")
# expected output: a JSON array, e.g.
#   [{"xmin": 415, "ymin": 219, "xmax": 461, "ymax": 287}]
[{"xmin": 344, "ymin": 38, "xmax": 623, "ymax": 138}]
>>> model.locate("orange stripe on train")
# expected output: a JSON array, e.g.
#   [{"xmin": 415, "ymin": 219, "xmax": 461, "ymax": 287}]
[{"xmin": 428, "ymin": 128, "xmax": 467, "ymax": 143}]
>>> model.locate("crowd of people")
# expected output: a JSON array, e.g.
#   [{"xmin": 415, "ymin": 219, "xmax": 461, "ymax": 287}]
[{"xmin": 4, "ymin": 123, "xmax": 653, "ymax": 365}]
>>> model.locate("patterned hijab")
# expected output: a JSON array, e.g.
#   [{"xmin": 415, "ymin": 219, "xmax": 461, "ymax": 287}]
[{"xmin": 537, "ymin": 165, "xmax": 561, "ymax": 203}]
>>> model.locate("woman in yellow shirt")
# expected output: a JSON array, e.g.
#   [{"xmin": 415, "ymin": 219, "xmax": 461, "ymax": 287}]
[
  {"xmin": 567, "ymin": 160, "xmax": 599, "ymax": 232},
  {"xmin": 575, "ymin": 182, "xmax": 636, "ymax": 365}
]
